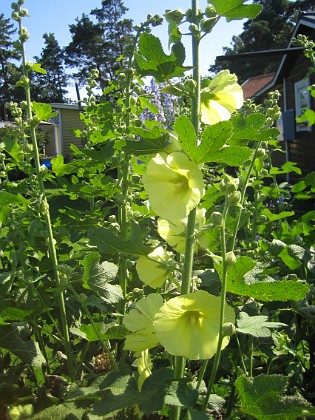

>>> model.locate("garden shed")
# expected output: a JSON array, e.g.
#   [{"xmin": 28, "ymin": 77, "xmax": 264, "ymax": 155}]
[{"xmin": 49, "ymin": 103, "xmax": 84, "ymax": 161}]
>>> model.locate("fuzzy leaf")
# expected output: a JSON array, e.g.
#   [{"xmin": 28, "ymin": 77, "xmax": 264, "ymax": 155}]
[
  {"xmin": 32, "ymin": 102, "xmax": 57, "ymax": 121},
  {"xmin": 82, "ymin": 252, "xmax": 122, "ymax": 303},
  {"xmin": 135, "ymin": 33, "xmax": 190, "ymax": 82},
  {"xmin": 138, "ymin": 96, "xmax": 159, "ymax": 114},
  {"xmin": 125, "ymin": 134, "xmax": 169, "ymax": 155},
  {"xmin": 230, "ymin": 113, "xmax": 279, "ymax": 144},
  {"xmin": 174, "ymin": 115, "xmax": 197, "ymax": 158},
  {"xmin": 208, "ymin": 0, "xmax": 262, "ymax": 21},
  {"xmin": 235, "ymin": 374, "xmax": 315, "ymax": 419},
  {"xmin": 237, "ymin": 312, "xmax": 285, "ymax": 338},
  {"xmin": 88, "ymin": 222, "xmax": 153, "ymax": 256},
  {"xmin": 217, "ymin": 256, "xmax": 310, "ymax": 301},
  {"xmin": 30, "ymin": 62, "xmax": 47, "ymax": 74}
]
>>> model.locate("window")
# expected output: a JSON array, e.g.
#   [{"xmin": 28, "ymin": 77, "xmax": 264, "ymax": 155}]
[{"xmin": 295, "ymin": 78, "xmax": 311, "ymax": 132}]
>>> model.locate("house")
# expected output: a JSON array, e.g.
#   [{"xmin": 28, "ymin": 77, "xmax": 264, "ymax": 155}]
[
  {"xmin": 245, "ymin": 12, "xmax": 315, "ymax": 179},
  {"xmin": 242, "ymin": 73, "xmax": 275, "ymax": 100},
  {"xmin": 48, "ymin": 103, "xmax": 84, "ymax": 161}
]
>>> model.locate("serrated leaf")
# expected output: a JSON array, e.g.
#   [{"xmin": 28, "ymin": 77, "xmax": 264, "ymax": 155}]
[
  {"xmin": 270, "ymin": 161, "xmax": 302, "ymax": 175},
  {"xmin": 209, "ymin": 0, "xmax": 262, "ymax": 21},
  {"xmin": 296, "ymin": 108, "xmax": 315, "ymax": 126},
  {"xmin": 237, "ymin": 312, "xmax": 285, "ymax": 338},
  {"xmin": 125, "ymin": 134, "xmax": 169, "ymax": 155},
  {"xmin": 138, "ymin": 96, "xmax": 158, "ymax": 113},
  {"xmin": 0, "ymin": 191, "xmax": 28, "ymax": 207},
  {"xmin": 261, "ymin": 208, "xmax": 295, "ymax": 222},
  {"xmin": 230, "ymin": 113, "xmax": 279, "ymax": 144},
  {"xmin": 235, "ymin": 374, "xmax": 315, "ymax": 419},
  {"xmin": 32, "ymin": 102, "xmax": 57, "ymax": 121},
  {"xmin": 216, "ymin": 256, "xmax": 310, "ymax": 301},
  {"xmin": 88, "ymin": 222, "xmax": 153, "ymax": 257},
  {"xmin": 135, "ymin": 33, "xmax": 190, "ymax": 82},
  {"xmin": 165, "ymin": 379, "xmax": 198, "ymax": 408},
  {"xmin": 30, "ymin": 62, "xmax": 47, "ymax": 74},
  {"xmin": 0, "ymin": 324, "xmax": 45, "ymax": 367},
  {"xmin": 82, "ymin": 252, "xmax": 122, "ymax": 303},
  {"xmin": 31, "ymin": 403, "xmax": 85, "ymax": 419},
  {"xmin": 174, "ymin": 115, "xmax": 197, "ymax": 158}
]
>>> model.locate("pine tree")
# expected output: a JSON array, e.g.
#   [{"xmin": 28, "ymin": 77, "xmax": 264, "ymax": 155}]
[
  {"xmin": 32, "ymin": 33, "xmax": 68, "ymax": 103},
  {"xmin": 64, "ymin": 0, "xmax": 133, "ymax": 90},
  {"xmin": 0, "ymin": 13, "xmax": 23, "ymax": 119}
]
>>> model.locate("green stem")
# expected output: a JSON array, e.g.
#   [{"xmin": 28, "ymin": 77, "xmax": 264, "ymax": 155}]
[
  {"xmin": 69, "ymin": 284, "xmax": 118, "ymax": 372},
  {"xmin": 203, "ymin": 197, "xmax": 229, "ymax": 410},
  {"xmin": 230, "ymin": 142, "xmax": 261, "ymax": 252},
  {"xmin": 171, "ymin": 2, "xmax": 200, "ymax": 419},
  {"xmin": 17, "ymin": 11, "xmax": 74, "ymax": 380}
]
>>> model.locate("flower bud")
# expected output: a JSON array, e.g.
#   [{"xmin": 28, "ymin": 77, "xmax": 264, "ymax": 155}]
[
  {"xmin": 200, "ymin": 17, "xmax": 217, "ymax": 33},
  {"xmin": 164, "ymin": 8, "xmax": 185, "ymax": 24},
  {"xmin": 210, "ymin": 211, "xmax": 223, "ymax": 226},
  {"xmin": 225, "ymin": 251, "xmax": 236, "ymax": 267},
  {"xmin": 228, "ymin": 191, "xmax": 241, "ymax": 206},
  {"xmin": 222, "ymin": 322, "xmax": 236, "ymax": 337},
  {"xmin": 205, "ymin": 5, "xmax": 217, "ymax": 18}
]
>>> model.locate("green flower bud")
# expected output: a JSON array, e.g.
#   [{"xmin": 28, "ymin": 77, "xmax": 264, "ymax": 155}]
[
  {"xmin": 78, "ymin": 293, "xmax": 88, "ymax": 304},
  {"xmin": 131, "ymin": 288, "xmax": 144, "ymax": 299},
  {"xmin": 21, "ymin": 404, "xmax": 33, "ymax": 418},
  {"xmin": 164, "ymin": 8, "xmax": 185, "ymax": 24},
  {"xmin": 205, "ymin": 5, "xmax": 217, "ymax": 18},
  {"xmin": 225, "ymin": 251, "xmax": 236, "ymax": 267},
  {"xmin": 222, "ymin": 322, "xmax": 236, "ymax": 337},
  {"xmin": 210, "ymin": 211, "xmax": 223, "ymax": 226},
  {"xmin": 228, "ymin": 191, "xmax": 241, "ymax": 206},
  {"xmin": 7, "ymin": 405, "xmax": 23, "ymax": 420},
  {"xmin": 200, "ymin": 17, "xmax": 217, "ymax": 33}
]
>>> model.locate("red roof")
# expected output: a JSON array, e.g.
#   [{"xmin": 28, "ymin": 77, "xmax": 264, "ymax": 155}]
[{"xmin": 241, "ymin": 73, "xmax": 275, "ymax": 99}]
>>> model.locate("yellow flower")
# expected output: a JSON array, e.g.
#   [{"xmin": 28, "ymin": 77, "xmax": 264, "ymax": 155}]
[
  {"xmin": 136, "ymin": 246, "xmax": 173, "ymax": 288},
  {"xmin": 142, "ymin": 152, "xmax": 205, "ymax": 221},
  {"xmin": 201, "ymin": 70, "xmax": 244, "ymax": 125},
  {"xmin": 136, "ymin": 349, "xmax": 152, "ymax": 391},
  {"xmin": 153, "ymin": 290, "xmax": 235, "ymax": 360},
  {"xmin": 123, "ymin": 293, "xmax": 163, "ymax": 352},
  {"xmin": 157, "ymin": 208, "xmax": 209, "ymax": 254}
]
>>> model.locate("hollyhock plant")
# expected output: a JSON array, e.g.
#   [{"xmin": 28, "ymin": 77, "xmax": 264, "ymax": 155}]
[
  {"xmin": 157, "ymin": 208, "xmax": 209, "ymax": 254},
  {"xmin": 200, "ymin": 70, "xmax": 244, "ymax": 125},
  {"xmin": 142, "ymin": 151, "xmax": 205, "ymax": 221},
  {"xmin": 153, "ymin": 290, "xmax": 235, "ymax": 360},
  {"xmin": 123, "ymin": 293, "xmax": 163, "ymax": 352},
  {"xmin": 136, "ymin": 246, "xmax": 174, "ymax": 288}
]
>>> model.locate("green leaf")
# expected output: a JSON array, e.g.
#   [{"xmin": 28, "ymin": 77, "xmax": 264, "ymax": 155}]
[
  {"xmin": 124, "ymin": 130, "xmax": 169, "ymax": 156},
  {"xmin": 219, "ymin": 256, "xmax": 310, "ymax": 301},
  {"xmin": 138, "ymin": 96, "xmax": 159, "ymax": 113},
  {"xmin": 88, "ymin": 222, "xmax": 153, "ymax": 257},
  {"xmin": 236, "ymin": 312, "xmax": 286, "ymax": 338},
  {"xmin": 261, "ymin": 208, "xmax": 295, "ymax": 222},
  {"xmin": 32, "ymin": 102, "xmax": 57, "ymax": 121},
  {"xmin": 82, "ymin": 252, "xmax": 122, "ymax": 303},
  {"xmin": 0, "ymin": 324, "xmax": 45, "ymax": 368},
  {"xmin": 208, "ymin": 0, "xmax": 262, "ymax": 21},
  {"xmin": 165, "ymin": 379, "xmax": 198, "ymax": 408},
  {"xmin": 31, "ymin": 403, "xmax": 85, "ymax": 420},
  {"xmin": 235, "ymin": 374, "xmax": 315, "ymax": 419},
  {"xmin": 0, "ymin": 191, "xmax": 28, "ymax": 207},
  {"xmin": 135, "ymin": 33, "xmax": 190, "ymax": 82},
  {"xmin": 51, "ymin": 154, "xmax": 77, "ymax": 176},
  {"xmin": 270, "ymin": 161, "xmax": 302, "ymax": 175},
  {"xmin": 30, "ymin": 62, "xmax": 47, "ymax": 74},
  {"xmin": 230, "ymin": 113, "xmax": 279, "ymax": 144},
  {"xmin": 296, "ymin": 108, "xmax": 315, "ymax": 126},
  {"xmin": 174, "ymin": 115, "xmax": 197, "ymax": 159}
]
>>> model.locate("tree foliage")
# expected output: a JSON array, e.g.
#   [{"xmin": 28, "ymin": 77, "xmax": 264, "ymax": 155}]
[
  {"xmin": 32, "ymin": 33, "xmax": 68, "ymax": 103},
  {"xmin": 64, "ymin": 0, "xmax": 133, "ymax": 90},
  {"xmin": 0, "ymin": 13, "xmax": 23, "ymax": 119},
  {"xmin": 210, "ymin": 0, "xmax": 315, "ymax": 83}
]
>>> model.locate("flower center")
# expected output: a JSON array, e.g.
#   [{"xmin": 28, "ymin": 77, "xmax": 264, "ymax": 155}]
[
  {"xmin": 174, "ymin": 175, "xmax": 188, "ymax": 190},
  {"xmin": 184, "ymin": 310, "xmax": 203, "ymax": 327}
]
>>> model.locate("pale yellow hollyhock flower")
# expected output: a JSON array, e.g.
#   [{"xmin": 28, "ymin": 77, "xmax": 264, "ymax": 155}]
[
  {"xmin": 153, "ymin": 290, "xmax": 235, "ymax": 360},
  {"xmin": 136, "ymin": 349, "xmax": 152, "ymax": 391},
  {"xmin": 136, "ymin": 246, "xmax": 173, "ymax": 288},
  {"xmin": 200, "ymin": 70, "xmax": 244, "ymax": 125},
  {"xmin": 157, "ymin": 208, "xmax": 209, "ymax": 254},
  {"xmin": 142, "ymin": 152, "xmax": 205, "ymax": 221},
  {"xmin": 123, "ymin": 293, "xmax": 163, "ymax": 352}
]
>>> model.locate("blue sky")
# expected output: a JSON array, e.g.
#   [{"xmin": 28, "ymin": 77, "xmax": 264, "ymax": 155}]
[{"xmin": 2, "ymin": 0, "xmax": 248, "ymax": 98}]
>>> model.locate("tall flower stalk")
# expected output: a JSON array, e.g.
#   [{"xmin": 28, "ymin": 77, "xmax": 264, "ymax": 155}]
[{"xmin": 12, "ymin": 0, "xmax": 74, "ymax": 380}]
